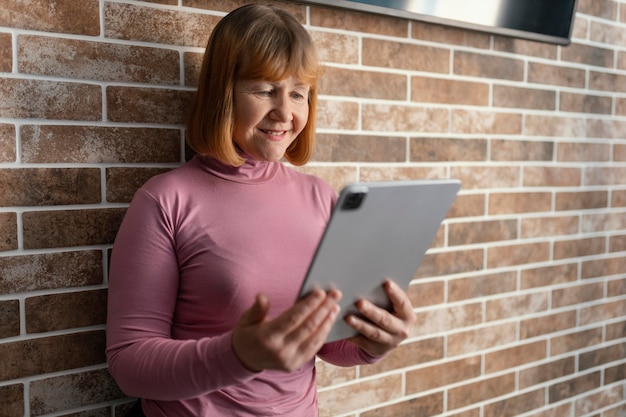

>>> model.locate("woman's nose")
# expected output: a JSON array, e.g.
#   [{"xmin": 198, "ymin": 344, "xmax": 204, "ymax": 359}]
[{"xmin": 269, "ymin": 96, "xmax": 293, "ymax": 122}]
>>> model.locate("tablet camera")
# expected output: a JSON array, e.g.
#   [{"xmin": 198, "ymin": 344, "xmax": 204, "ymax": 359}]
[{"xmin": 341, "ymin": 191, "xmax": 367, "ymax": 210}]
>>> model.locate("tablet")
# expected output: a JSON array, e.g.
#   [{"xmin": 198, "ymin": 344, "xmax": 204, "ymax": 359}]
[{"xmin": 298, "ymin": 179, "xmax": 461, "ymax": 342}]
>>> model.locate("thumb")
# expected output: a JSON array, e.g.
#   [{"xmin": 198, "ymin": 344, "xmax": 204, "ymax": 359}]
[{"xmin": 239, "ymin": 294, "xmax": 270, "ymax": 326}]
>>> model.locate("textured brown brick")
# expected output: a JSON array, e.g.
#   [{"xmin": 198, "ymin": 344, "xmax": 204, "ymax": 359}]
[
  {"xmin": 0, "ymin": 383, "xmax": 24, "ymax": 416},
  {"xmin": 105, "ymin": 2, "xmax": 218, "ymax": 47},
  {"xmin": 448, "ymin": 219, "xmax": 517, "ymax": 246},
  {"xmin": 315, "ymin": 360, "xmax": 357, "ymax": 387},
  {"xmin": 488, "ymin": 192, "xmax": 551, "ymax": 215},
  {"xmin": 615, "ymin": 143, "xmax": 626, "ymax": 161},
  {"xmin": 0, "ymin": 123, "xmax": 16, "ymax": 162},
  {"xmin": 406, "ymin": 356, "xmax": 481, "ymax": 393},
  {"xmin": 493, "ymin": 85, "xmax": 556, "ymax": 110},
  {"xmin": 521, "ymin": 215, "xmax": 579, "ymax": 239},
  {"xmin": 551, "ymin": 328, "xmax": 603, "ymax": 356},
  {"xmin": 448, "ymin": 271, "xmax": 516, "ymax": 302},
  {"xmin": 528, "ymin": 62, "xmax": 586, "ymax": 88},
  {"xmin": 413, "ymin": 22, "xmax": 490, "ymax": 47},
  {"xmin": 582, "ymin": 256, "xmax": 626, "ymax": 280},
  {"xmin": 560, "ymin": 92, "xmax": 612, "ymax": 114},
  {"xmin": 588, "ymin": 119, "xmax": 626, "ymax": 140},
  {"xmin": 18, "ymin": 35, "xmax": 180, "ymax": 84},
  {"xmin": 556, "ymin": 282, "xmax": 605, "ymax": 309},
  {"xmin": 580, "ymin": 342, "xmax": 626, "ymax": 372},
  {"xmin": 0, "ymin": 211, "xmax": 17, "ymax": 251},
  {"xmin": 590, "ymin": 71, "xmax": 626, "ymax": 93},
  {"xmin": 519, "ymin": 357, "xmax": 575, "ymax": 389},
  {"xmin": 450, "ymin": 166, "xmax": 519, "ymax": 190},
  {"xmin": 557, "ymin": 142, "xmax": 610, "ymax": 162},
  {"xmin": 521, "ymin": 263, "xmax": 578, "ymax": 289},
  {"xmin": 613, "ymin": 189, "xmax": 626, "ymax": 207},
  {"xmin": 608, "ymin": 277, "xmax": 626, "ymax": 297},
  {"xmin": 407, "ymin": 280, "xmax": 444, "ymax": 308},
  {"xmin": 0, "ymin": 251, "xmax": 102, "ymax": 294},
  {"xmin": 362, "ymin": 104, "xmax": 448, "ymax": 132},
  {"xmin": 0, "ymin": 32, "xmax": 11, "ymax": 73},
  {"xmin": 360, "ymin": 392, "xmax": 443, "ymax": 417},
  {"xmin": 549, "ymin": 372, "xmax": 601, "ymax": 403},
  {"xmin": 29, "ymin": 368, "xmax": 123, "ymax": 415},
  {"xmin": 581, "ymin": 299, "xmax": 626, "ymax": 325},
  {"xmin": 0, "ymin": 79, "xmax": 101, "ymax": 120},
  {"xmin": 454, "ymin": 51, "xmax": 524, "ymax": 80},
  {"xmin": 556, "ymin": 191, "xmax": 608, "ymax": 212},
  {"xmin": 357, "ymin": 165, "xmax": 447, "ymax": 183},
  {"xmin": 491, "ymin": 139, "xmax": 553, "ymax": 161},
  {"xmin": 314, "ymin": 134, "xmax": 405, "ymax": 162},
  {"xmin": 448, "ymin": 323, "xmax": 516, "ymax": 357},
  {"xmin": 452, "ymin": 110, "xmax": 522, "ymax": 134},
  {"xmin": 494, "ymin": 37, "xmax": 558, "ymax": 59},
  {"xmin": 415, "ymin": 249, "xmax": 484, "ymax": 279},
  {"xmin": 487, "ymin": 293, "xmax": 549, "ymax": 322},
  {"xmin": 411, "ymin": 77, "xmax": 489, "ymax": 106},
  {"xmin": 21, "ymin": 125, "xmax": 181, "ymax": 164},
  {"xmin": 0, "ymin": 168, "xmax": 100, "ymax": 207},
  {"xmin": 554, "ymin": 237, "xmax": 606, "ymax": 260},
  {"xmin": 0, "ymin": 330, "xmax": 105, "ymax": 380},
  {"xmin": 22, "ymin": 208, "xmax": 126, "ymax": 249},
  {"xmin": 605, "ymin": 363, "xmax": 626, "ymax": 385},
  {"xmin": 363, "ymin": 38, "xmax": 449, "ymax": 73},
  {"xmin": 488, "ymin": 242, "xmax": 550, "ymax": 268},
  {"xmin": 107, "ymin": 86, "xmax": 193, "ymax": 124},
  {"xmin": 0, "ymin": 299, "xmax": 20, "ymax": 338},
  {"xmin": 317, "ymin": 374, "xmax": 402, "ymax": 416},
  {"xmin": 447, "ymin": 194, "xmax": 485, "ymax": 218},
  {"xmin": 0, "ymin": 0, "xmax": 99, "ymax": 35},
  {"xmin": 582, "ymin": 212, "xmax": 626, "ymax": 233},
  {"xmin": 561, "ymin": 43, "xmax": 614, "ymax": 67},
  {"xmin": 310, "ymin": 6, "xmax": 408, "ymax": 37},
  {"xmin": 183, "ymin": 50, "xmax": 204, "ymax": 87},
  {"xmin": 521, "ymin": 311, "xmax": 577, "ymax": 339},
  {"xmin": 525, "ymin": 115, "xmax": 585, "ymax": 137},
  {"xmin": 106, "ymin": 167, "xmax": 171, "ymax": 203},
  {"xmin": 575, "ymin": 385, "xmax": 624, "ymax": 416},
  {"xmin": 410, "ymin": 137, "xmax": 487, "ymax": 162},
  {"xmin": 485, "ymin": 342, "xmax": 546, "ymax": 374},
  {"xmin": 414, "ymin": 303, "xmax": 482, "ymax": 338},
  {"xmin": 25, "ymin": 289, "xmax": 107, "ymax": 333},
  {"xmin": 579, "ymin": 0, "xmax": 618, "ymax": 20},
  {"xmin": 610, "ymin": 235, "xmax": 626, "ymax": 252},
  {"xmin": 311, "ymin": 31, "xmax": 359, "ymax": 65},
  {"xmin": 320, "ymin": 67, "xmax": 407, "ymax": 100},
  {"xmin": 316, "ymin": 100, "xmax": 360, "ymax": 131},
  {"xmin": 448, "ymin": 373, "xmax": 515, "ymax": 410},
  {"xmin": 362, "ymin": 338, "xmax": 443, "ymax": 378},
  {"xmin": 483, "ymin": 389, "xmax": 545, "ymax": 417}
]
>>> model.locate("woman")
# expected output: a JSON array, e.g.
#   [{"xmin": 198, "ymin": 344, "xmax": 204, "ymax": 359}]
[{"xmin": 106, "ymin": 4, "xmax": 416, "ymax": 416}]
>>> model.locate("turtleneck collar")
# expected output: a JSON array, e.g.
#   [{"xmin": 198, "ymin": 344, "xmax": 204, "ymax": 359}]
[{"xmin": 194, "ymin": 154, "xmax": 279, "ymax": 184}]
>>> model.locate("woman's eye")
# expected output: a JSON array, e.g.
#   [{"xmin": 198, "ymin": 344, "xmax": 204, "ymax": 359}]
[{"xmin": 291, "ymin": 92, "xmax": 305, "ymax": 101}]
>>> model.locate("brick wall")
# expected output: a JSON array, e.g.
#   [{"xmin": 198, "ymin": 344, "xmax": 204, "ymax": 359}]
[{"xmin": 1, "ymin": 0, "xmax": 625, "ymax": 416}]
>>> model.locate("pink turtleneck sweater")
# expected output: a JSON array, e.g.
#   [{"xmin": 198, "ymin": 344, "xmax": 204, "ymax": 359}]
[{"xmin": 106, "ymin": 155, "xmax": 378, "ymax": 417}]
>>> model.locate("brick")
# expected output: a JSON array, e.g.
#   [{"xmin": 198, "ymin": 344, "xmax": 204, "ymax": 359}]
[
  {"xmin": 493, "ymin": 85, "xmax": 556, "ymax": 110},
  {"xmin": 0, "ymin": 251, "xmax": 102, "ymax": 294},
  {"xmin": 0, "ymin": 330, "xmax": 105, "ymax": 380},
  {"xmin": 521, "ymin": 215, "xmax": 579, "ymax": 239},
  {"xmin": 413, "ymin": 303, "xmax": 482, "ymax": 339},
  {"xmin": 448, "ymin": 219, "xmax": 517, "ymax": 246},
  {"xmin": 491, "ymin": 139, "xmax": 553, "ymax": 162},
  {"xmin": 528, "ymin": 62, "xmax": 586, "ymax": 88},
  {"xmin": 450, "ymin": 166, "xmax": 520, "ymax": 190},
  {"xmin": 183, "ymin": 51, "xmax": 204, "ymax": 87},
  {"xmin": 415, "ymin": 249, "xmax": 484, "ymax": 279},
  {"xmin": 311, "ymin": 31, "xmax": 359, "ymax": 65},
  {"xmin": 358, "ymin": 165, "xmax": 447, "ymax": 183},
  {"xmin": 0, "ymin": 299, "xmax": 20, "ymax": 338},
  {"xmin": 314, "ymin": 134, "xmax": 405, "ymax": 162},
  {"xmin": 559, "ymin": 92, "xmax": 612, "ymax": 114},
  {"xmin": 612, "ymin": 190, "xmax": 626, "ymax": 207},
  {"xmin": 317, "ymin": 374, "xmax": 402, "ymax": 416},
  {"xmin": 582, "ymin": 212, "xmax": 626, "ymax": 233},
  {"xmin": 578, "ymin": 0, "xmax": 618, "ymax": 20},
  {"xmin": 554, "ymin": 237, "xmax": 606, "ymax": 260},
  {"xmin": 454, "ymin": 51, "xmax": 524, "ymax": 81},
  {"xmin": 608, "ymin": 277, "xmax": 626, "ymax": 297},
  {"xmin": 0, "ymin": 79, "xmax": 101, "ymax": 120},
  {"xmin": 363, "ymin": 38, "xmax": 449, "ymax": 73},
  {"xmin": 485, "ymin": 341, "xmax": 546, "ymax": 374},
  {"xmin": 361, "ymin": 338, "xmax": 443, "ymax": 377},
  {"xmin": 556, "ymin": 190, "xmax": 608, "ymax": 211},
  {"xmin": 610, "ymin": 235, "xmax": 626, "ymax": 252},
  {"xmin": 606, "ymin": 321, "xmax": 625, "ymax": 341},
  {"xmin": 548, "ymin": 372, "xmax": 601, "ymax": 403},
  {"xmin": 362, "ymin": 104, "xmax": 448, "ymax": 132},
  {"xmin": 525, "ymin": 115, "xmax": 585, "ymax": 137},
  {"xmin": 411, "ymin": 77, "xmax": 488, "ymax": 106},
  {"xmin": 488, "ymin": 192, "xmax": 552, "ymax": 215},
  {"xmin": 0, "ymin": 0, "xmax": 99, "ymax": 35},
  {"xmin": 448, "ymin": 323, "xmax": 517, "ymax": 357},
  {"xmin": 320, "ymin": 67, "xmax": 407, "ymax": 100},
  {"xmin": 615, "ymin": 143, "xmax": 626, "ymax": 161},
  {"xmin": 106, "ymin": 167, "xmax": 171, "ymax": 203},
  {"xmin": 407, "ymin": 280, "xmax": 444, "ymax": 308},
  {"xmin": 448, "ymin": 271, "xmax": 517, "ymax": 302},
  {"xmin": 22, "ymin": 125, "xmax": 180, "ymax": 164},
  {"xmin": 575, "ymin": 385, "xmax": 624, "ymax": 416},
  {"xmin": 184, "ymin": 1, "xmax": 306, "ymax": 18},
  {"xmin": 561, "ymin": 42, "xmax": 614, "ymax": 68},
  {"xmin": 29, "ymin": 368, "xmax": 123, "ymax": 415},
  {"xmin": 605, "ymin": 363, "xmax": 626, "ymax": 385},
  {"xmin": 0, "ymin": 211, "xmax": 17, "ymax": 251},
  {"xmin": 519, "ymin": 357, "xmax": 575, "ymax": 389},
  {"xmin": 487, "ymin": 292, "xmax": 549, "ymax": 322},
  {"xmin": 580, "ymin": 299, "xmax": 626, "ymax": 325},
  {"xmin": 410, "ymin": 137, "xmax": 487, "ymax": 162},
  {"xmin": 483, "ymin": 389, "xmax": 545, "ymax": 417},
  {"xmin": 591, "ymin": 20, "xmax": 626, "ymax": 45},
  {"xmin": 524, "ymin": 166, "xmax": 581, "ymax": 187},
  {"xmin": 413, "ymin": 22, "xmax": 490, "ymax": 48},
  {"xmin": 524, "ymin": 404, "xmax": 572, "ymax": 417},
  {"xmin": 553, "ymin": 282, "xmax": 605, "ymax": 309},
  {"xmin": 310, "ymin": 6, "xmax": 408, "ymax": 37},
  {"xmin": 448, "ymin": 373, "xmax": 515, "ymax": 410},
  {"xmin": 106, "ymin": 86, "xmax": 193, "ymax": 124},
  {"xmin": 18, "ymin": 35, "xmax": 180, "ymax": 85},
  {"xmin": 315, "ymin": 359, "xmax": 357, "ymax": 387},
  {"xmin": 360, "ymin": 392, "xmax": 443, "ymax": 417},
  {"xmin": 447, "ymin": 409, "xmax": 480, "ymax": 417},
  {"xmin": 452, "ymin": 109, "xmax": 522, "ymax": 134},
  {"xmin": 406, "ymin": 356, "xmax": 481, "ymax": 393},
  {"xmin": 494, "ymin": 37, "xmax": 558, "ymax": 59},
  {"xmin": 295, "ymin": 165, "xmax": 356, "ymax": 192},
  {"xmin": 25, "ymin": 289, "xmax": 107, "ymax": 333},
  {"xmin": 551, "ymin": 327, "xmax": 603, "ymax": 356},
  {"xmin": 0, "ymin": 168, "xmax": 100, "ymax": 207},
  {"xmin": 585, "ymin": 167, "xmax": 626, "ymax": 187},
  {"xmin": 0, "ymin": 383, "xmax": 24, "ymax": 417},
  {"xmin": 520, "ymin": 311, "xmax": 577, "ymax": 339},
  {"xmin": 316, "ymin": 100, "xmax": 360, "ymax": 131},
  {"xmin": 587, "ymin": 118, "xmax": 626, "ymax": 138},
  {"xmin": 105, "ymin": 2, "xmax": 219, "ymax": 47},
  {"xmin": 447, "ymin": 194, "xmax": 485, "ymax": 218},
  {"xmin": 23, "ymin": 208, "xmax": 126, "ymax": 249},
  {"xmin": 590, "ymin": 71, "xmax": 626, "ymax": 93},
  {"xmin": 0, "ymin": 123, "xmax": 16, "ymax": 162},
  {"xmin": 580, "ymin": 342, "xmax": 626, "ymax": 371},
  {"xmin": 521, "ymin": 263, "xmax": 578, "ymax": 289},
  {"xmin": 0, "ymin": 32, "xmax": 11, "ymax": 72},
  {"xmin": 582, "ymin": 257, "xmax": 626, "ymax": 280},
  {"xmin": 557, "ymin": 142, "xmax": 610, "ymax": 162}
]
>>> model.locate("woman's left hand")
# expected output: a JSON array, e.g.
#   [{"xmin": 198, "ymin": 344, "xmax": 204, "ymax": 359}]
[{"xmin": 345, "ymin": 279, "xmax": 416, "ymax": 357}]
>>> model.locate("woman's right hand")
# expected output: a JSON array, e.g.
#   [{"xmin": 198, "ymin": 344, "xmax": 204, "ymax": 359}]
[{"xmin": 231, "ymin": 288, "xmax": 341, "ymax": 372}]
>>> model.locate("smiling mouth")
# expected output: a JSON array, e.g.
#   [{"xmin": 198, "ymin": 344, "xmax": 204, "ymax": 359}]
[{"xmin": 260, "ymin": 129, "xmax": 288, "ymax": 136}]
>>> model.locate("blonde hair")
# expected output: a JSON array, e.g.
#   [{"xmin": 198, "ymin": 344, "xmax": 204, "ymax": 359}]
[{"xmin": 186, "ymin": 4, "xmax": 322, "ymax": 166}]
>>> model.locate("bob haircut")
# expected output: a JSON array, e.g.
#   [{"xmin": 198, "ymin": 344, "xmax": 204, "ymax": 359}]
[{"xmin": 186, "ymin": 4, "xmax": 323, "ymax": 167}]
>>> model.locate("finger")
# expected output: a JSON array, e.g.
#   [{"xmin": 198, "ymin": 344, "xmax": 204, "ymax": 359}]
[
  {"xmin": 238, "ymin": 294, "xmax": 270, "ymax": 327},
  {"xmin": 383, "ymin": 280, "xmax": 416, "ymax": 322},
  {"xmin": 284, "ymin": 292, "xmax": 341, "ymax": 346}
]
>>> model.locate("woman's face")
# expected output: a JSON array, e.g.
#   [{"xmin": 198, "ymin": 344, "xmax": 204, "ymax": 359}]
[{"xmin": 233, "ymin": 77, "xmax": 310, "ymax": 162}]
